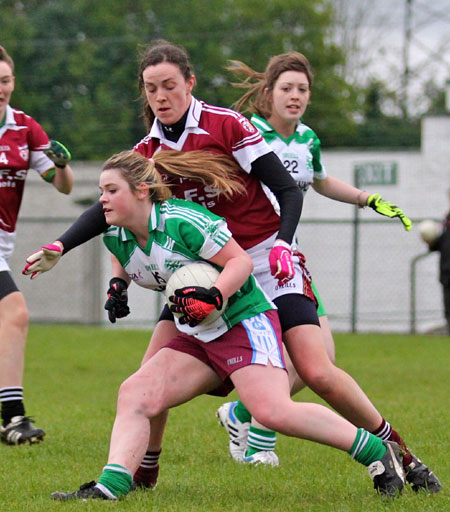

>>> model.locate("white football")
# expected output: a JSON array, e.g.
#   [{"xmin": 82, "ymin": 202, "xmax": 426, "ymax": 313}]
[
  {"xmin": 165, "ymin": 262, "xmax": 228, "ymax": 325},
  {"xmin": 418, "ymin": 219, "xmax": 440, "ymax": 243}
]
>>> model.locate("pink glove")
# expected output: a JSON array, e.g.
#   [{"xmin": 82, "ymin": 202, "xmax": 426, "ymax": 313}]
[
  {"xmin": 269, "ymin": 240, "xmax": 295, "ymax": 286},
  {"xmin": 22, "ymin": 243, "xmax": 63, "ymax": 279}
]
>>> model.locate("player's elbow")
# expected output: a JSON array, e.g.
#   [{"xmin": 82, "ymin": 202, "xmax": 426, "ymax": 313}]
[
  {"xmin": 241, "ymin": 252, "xmax": 254, "ymax": 275},
  {"xmin": 60, "ymin": 186, "xmax": 72, "ymax": 195}
]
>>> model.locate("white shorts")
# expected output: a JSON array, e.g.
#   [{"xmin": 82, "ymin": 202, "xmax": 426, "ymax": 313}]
[
  {"xmin": 0, "ymin": 229, "xmax": 16, "ymax": 272},
  {"xmin": 246, "ymin": 234, "xmax": 308, "ymax": 302}
]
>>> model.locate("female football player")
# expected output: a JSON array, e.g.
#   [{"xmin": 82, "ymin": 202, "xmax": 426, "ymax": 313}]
[
  {"xmin": 23, "ymin": 39, "xmax": 302, "ymax": 483},
  {"xmin": 0, "ymin": 45, "xmax": 73, "ymax": 445},
  {"xmin": 43, "ymin": 150, "xmax": 405, "ymax": 500},
  {"xmin": 214, "ymin": 51, "xmax": 439, "ymax": 493}
]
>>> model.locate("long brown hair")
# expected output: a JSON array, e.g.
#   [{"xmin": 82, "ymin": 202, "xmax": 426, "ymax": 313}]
[
  {"xmin": 228, "ymin": 52, "xmax": 313, "ymax": 118},
  {"xmin": 138, "ymin": 40, "xmax": 195, "ymax": 130},
  {"xmin": 102, "ymin": 150, "xmax": 245, "ymax": 202},
  {"xmin": 0, "ymin": 46, "xmax": 14, "ymax": 74}
]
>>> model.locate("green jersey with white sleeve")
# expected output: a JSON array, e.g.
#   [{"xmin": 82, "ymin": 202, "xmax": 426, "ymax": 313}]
[
  {"xmin": 251, "ymin": 114, "xmax": 327, "ymax": 195},
  {"xmin": 102, "ymin": 197, "xmax": 274, "ymax": 342}
]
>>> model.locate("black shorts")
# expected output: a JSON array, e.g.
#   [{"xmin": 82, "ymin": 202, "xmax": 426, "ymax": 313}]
[
  {"xmin": 274, "ymin": 293, "xmax": 320, "ymax": 331},
  {"xmin": 159, "ymin": 303, "xmax": 173, "ymax": 322},
  {"xmin": 0, "ymin": 271, "xmax": 19, "ymax": 300}
]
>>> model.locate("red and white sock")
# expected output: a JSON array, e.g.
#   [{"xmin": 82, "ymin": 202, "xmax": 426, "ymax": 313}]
[
  {"xmin": 133, "ymin": 450, "xmax": 161, "ymax": 489},
  {"xmin": 372, "ymin": 419, "xmax": 412, "ymax": 466}
]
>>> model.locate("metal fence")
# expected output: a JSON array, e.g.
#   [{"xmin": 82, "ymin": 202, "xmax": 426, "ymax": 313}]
[
  {"xmin": 297, "ymin": 218, "xmax": 444, "ymax": 334},
  {"xmin": 10, "ymin": 213, "xmax": 445, "ymax": 334}
]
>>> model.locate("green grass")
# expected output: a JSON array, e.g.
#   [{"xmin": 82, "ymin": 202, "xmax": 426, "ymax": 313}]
[{"xmin": 1, "ymin": 327, "xmax": 449, "ymax": 511}]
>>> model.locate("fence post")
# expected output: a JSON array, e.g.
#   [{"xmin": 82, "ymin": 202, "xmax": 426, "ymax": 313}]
[
  {"xmin": 351, "ymin": 207, "xmax": 360, "ymax": 333},
  {"xmin": 410, "ymin": 252, "xmax": 431, "ymax": 334},
  {"xmin": 83, "ymin": 235, "xmax": 104, "ymax": 324},
  {"xmin": 351, "ymin": 169, "xmax": 362, "ymax": 333}
]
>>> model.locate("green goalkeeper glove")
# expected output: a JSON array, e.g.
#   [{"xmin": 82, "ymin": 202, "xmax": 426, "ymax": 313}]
[
  {"xmin": 44, "ymin": 140, "xmax": 72, "ymax": 168},
  {"xmin": 367, "ymin": 193, "xmax": 412, "ymax": 231}
]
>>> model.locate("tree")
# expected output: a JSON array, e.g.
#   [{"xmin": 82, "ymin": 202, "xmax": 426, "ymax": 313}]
[
  {"xmin": 423, "ymin": 80, "xmax": 448, "ymax": 115},
  {"xmin": 349, "ymin": 80, "xmax": 420, "ymax": 147},
  {"xmin": 2, "ymin": 0, "xmax": 361, "ymax": 156}
]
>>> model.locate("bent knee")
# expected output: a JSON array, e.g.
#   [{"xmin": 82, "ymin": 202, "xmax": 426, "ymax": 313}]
[
  {"xmin": 117, "ymin": 375, "xmax": 168, "ymax": 418},
  {"xmin": 3, "ymin": 298, "xmax": 29, "ymax": 328},
  {"xmin": 249, "ymin": 403, "xmax": 290, "ymax": 432},
  {"xmin": 301, "ymin": 365, "xmax": 336, "ymax": 394}
]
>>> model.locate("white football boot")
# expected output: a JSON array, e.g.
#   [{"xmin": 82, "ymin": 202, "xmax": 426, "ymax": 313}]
[
  {"xmin": 216, "ymin": 401, "xmax": 249, "ymax": 462},
  {"xmin": 242, "ymin": 450, "xmax": 280, "ymax": 466}
]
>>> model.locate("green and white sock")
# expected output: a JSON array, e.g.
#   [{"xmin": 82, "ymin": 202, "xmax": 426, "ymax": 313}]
[
  {"xmin": 349, "ymin": 428, "xmax": 387, "ymax": 466},
  {"xmin": 245, "ymin": 426, "xmax": 277, "ymax": 456},
  {"xmin": 97, "ymin": 464, "xmax": 133, "ymax": 498},
  {"xmin": 234, "ymin": 400, "xmax": 252, "ymax": 423}
]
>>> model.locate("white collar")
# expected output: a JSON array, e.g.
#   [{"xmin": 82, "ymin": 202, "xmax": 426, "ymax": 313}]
[
  {"xmin": 4, "ymin": 105, "xmax": 16, "ymax": 126},
  {"xmin": 148, "ymin": 96, "xmax": 203, "ymax": 139}
]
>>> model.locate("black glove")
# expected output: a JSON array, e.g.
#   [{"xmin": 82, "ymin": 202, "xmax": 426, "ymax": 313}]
[
  {"xmin": 104, "ymin": 277, "xmax": 130, "ymax": 323},
  {"xmin": 169, "ymin": 286, "xmax": 223, "ymax": 327}
]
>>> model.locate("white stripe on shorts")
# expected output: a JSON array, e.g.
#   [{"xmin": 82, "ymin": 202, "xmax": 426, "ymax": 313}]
[{"xmin": 241, "ymin": 313, "xmax": 284, "ymax": 369}]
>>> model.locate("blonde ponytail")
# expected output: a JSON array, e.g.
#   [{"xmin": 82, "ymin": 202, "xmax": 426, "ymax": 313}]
[{"xmin": 102, "ymin": 150, "xmax": 245, "ymax": 203}]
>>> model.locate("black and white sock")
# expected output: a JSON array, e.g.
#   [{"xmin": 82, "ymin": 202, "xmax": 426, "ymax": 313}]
[{"xmin": 0, "ymin": 387, "xmax": 25, "ymax": 426}]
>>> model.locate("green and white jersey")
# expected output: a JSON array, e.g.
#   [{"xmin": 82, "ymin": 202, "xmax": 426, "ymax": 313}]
[
  {"xmin": 251, "ymin": 114, "xmax": 327, "ymax": 196},
  {"xmin": 102, "ymin": 198, "xmax": 274, "ymax": 342}
]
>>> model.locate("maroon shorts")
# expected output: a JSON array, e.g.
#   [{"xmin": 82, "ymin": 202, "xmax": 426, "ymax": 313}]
[{"xmin": 165, "ymin": 310, "xmax": 285, "ymax": 396}]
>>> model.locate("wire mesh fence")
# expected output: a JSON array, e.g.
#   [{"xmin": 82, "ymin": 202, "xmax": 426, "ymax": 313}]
[{"xmin": 10, "ymin": 212, "xmax": 445, "ymax": 334}]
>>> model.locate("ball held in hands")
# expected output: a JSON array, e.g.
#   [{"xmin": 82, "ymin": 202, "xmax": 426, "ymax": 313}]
[
  {"xmin": 169, "ymin": 286, "xmax": 223, "ymax": 327},
  {"xmin": 165, "ymin": 263, "xmax": 228, "ymax": 327}
]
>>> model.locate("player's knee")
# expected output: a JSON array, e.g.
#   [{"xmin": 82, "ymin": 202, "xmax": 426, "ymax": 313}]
[
  {"xmin": 118, "ymin": 375, "xmax": 168, "ymax": 419},
  {"xmin": 249, "ymin": 401, "xmax": 287, "ymax": 432},
  {"xmin": 6, "ymin": 298, "xmax": 29, "ymax": 330},
  {"xmin": 140, "ymin": 393, "xmax": 168, "ymax": 418},
  {"xmin": 117, "ymin": 375, "xmax": 151, "ymax": 415},
  {"xmin": 117, "ymin": 377, "xmax": 139, "ymax": 410},
  {"xmin": 301, "ymin": 363, "xmax": 335, "ymax": 395}
]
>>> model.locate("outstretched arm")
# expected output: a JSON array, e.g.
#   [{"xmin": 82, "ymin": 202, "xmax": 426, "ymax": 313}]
[
  {"xmin": 313, "ymin": 176, "xmax": 412, "ymax": 231},
  {"xmin": 58, "ymin": 201, "xmax": 109, "ymax": 254},
  {"xmin": 312, "ymin": 175, "xmax": 369, "ymax": 205},
  {"xmin": 22, "ymin": 201, "xmax": 109, "ymax": 278}
]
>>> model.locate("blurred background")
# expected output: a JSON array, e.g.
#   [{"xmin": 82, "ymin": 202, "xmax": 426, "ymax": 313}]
[{"xmin": 3, "ymin": 0, "xmax": 450, "ymax": 333}]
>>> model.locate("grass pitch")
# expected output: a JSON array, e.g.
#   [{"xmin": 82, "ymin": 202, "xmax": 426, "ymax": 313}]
[{"xmin": 0, "ymin": 326, "xmax": 449, "ymax": 511}]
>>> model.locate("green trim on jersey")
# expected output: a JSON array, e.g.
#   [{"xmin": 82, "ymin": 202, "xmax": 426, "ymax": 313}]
[{"xmin": 102, "ymin": 198, "xmax": 274, "ymax": 341}]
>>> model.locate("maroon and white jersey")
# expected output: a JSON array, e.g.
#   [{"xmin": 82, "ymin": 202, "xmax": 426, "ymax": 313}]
[
  {"xmin": 134, "ymin": 97, "xmax": 281, "ymax": 249},
  {"xmin": 0, "ymin": 105, "xmax": 54, "ymax": 233}
]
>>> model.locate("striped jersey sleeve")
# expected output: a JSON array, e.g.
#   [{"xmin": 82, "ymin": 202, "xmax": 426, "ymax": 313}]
[{"xmin": 160, "ymin": 199, "xmax": 232, "ymax": 260}]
